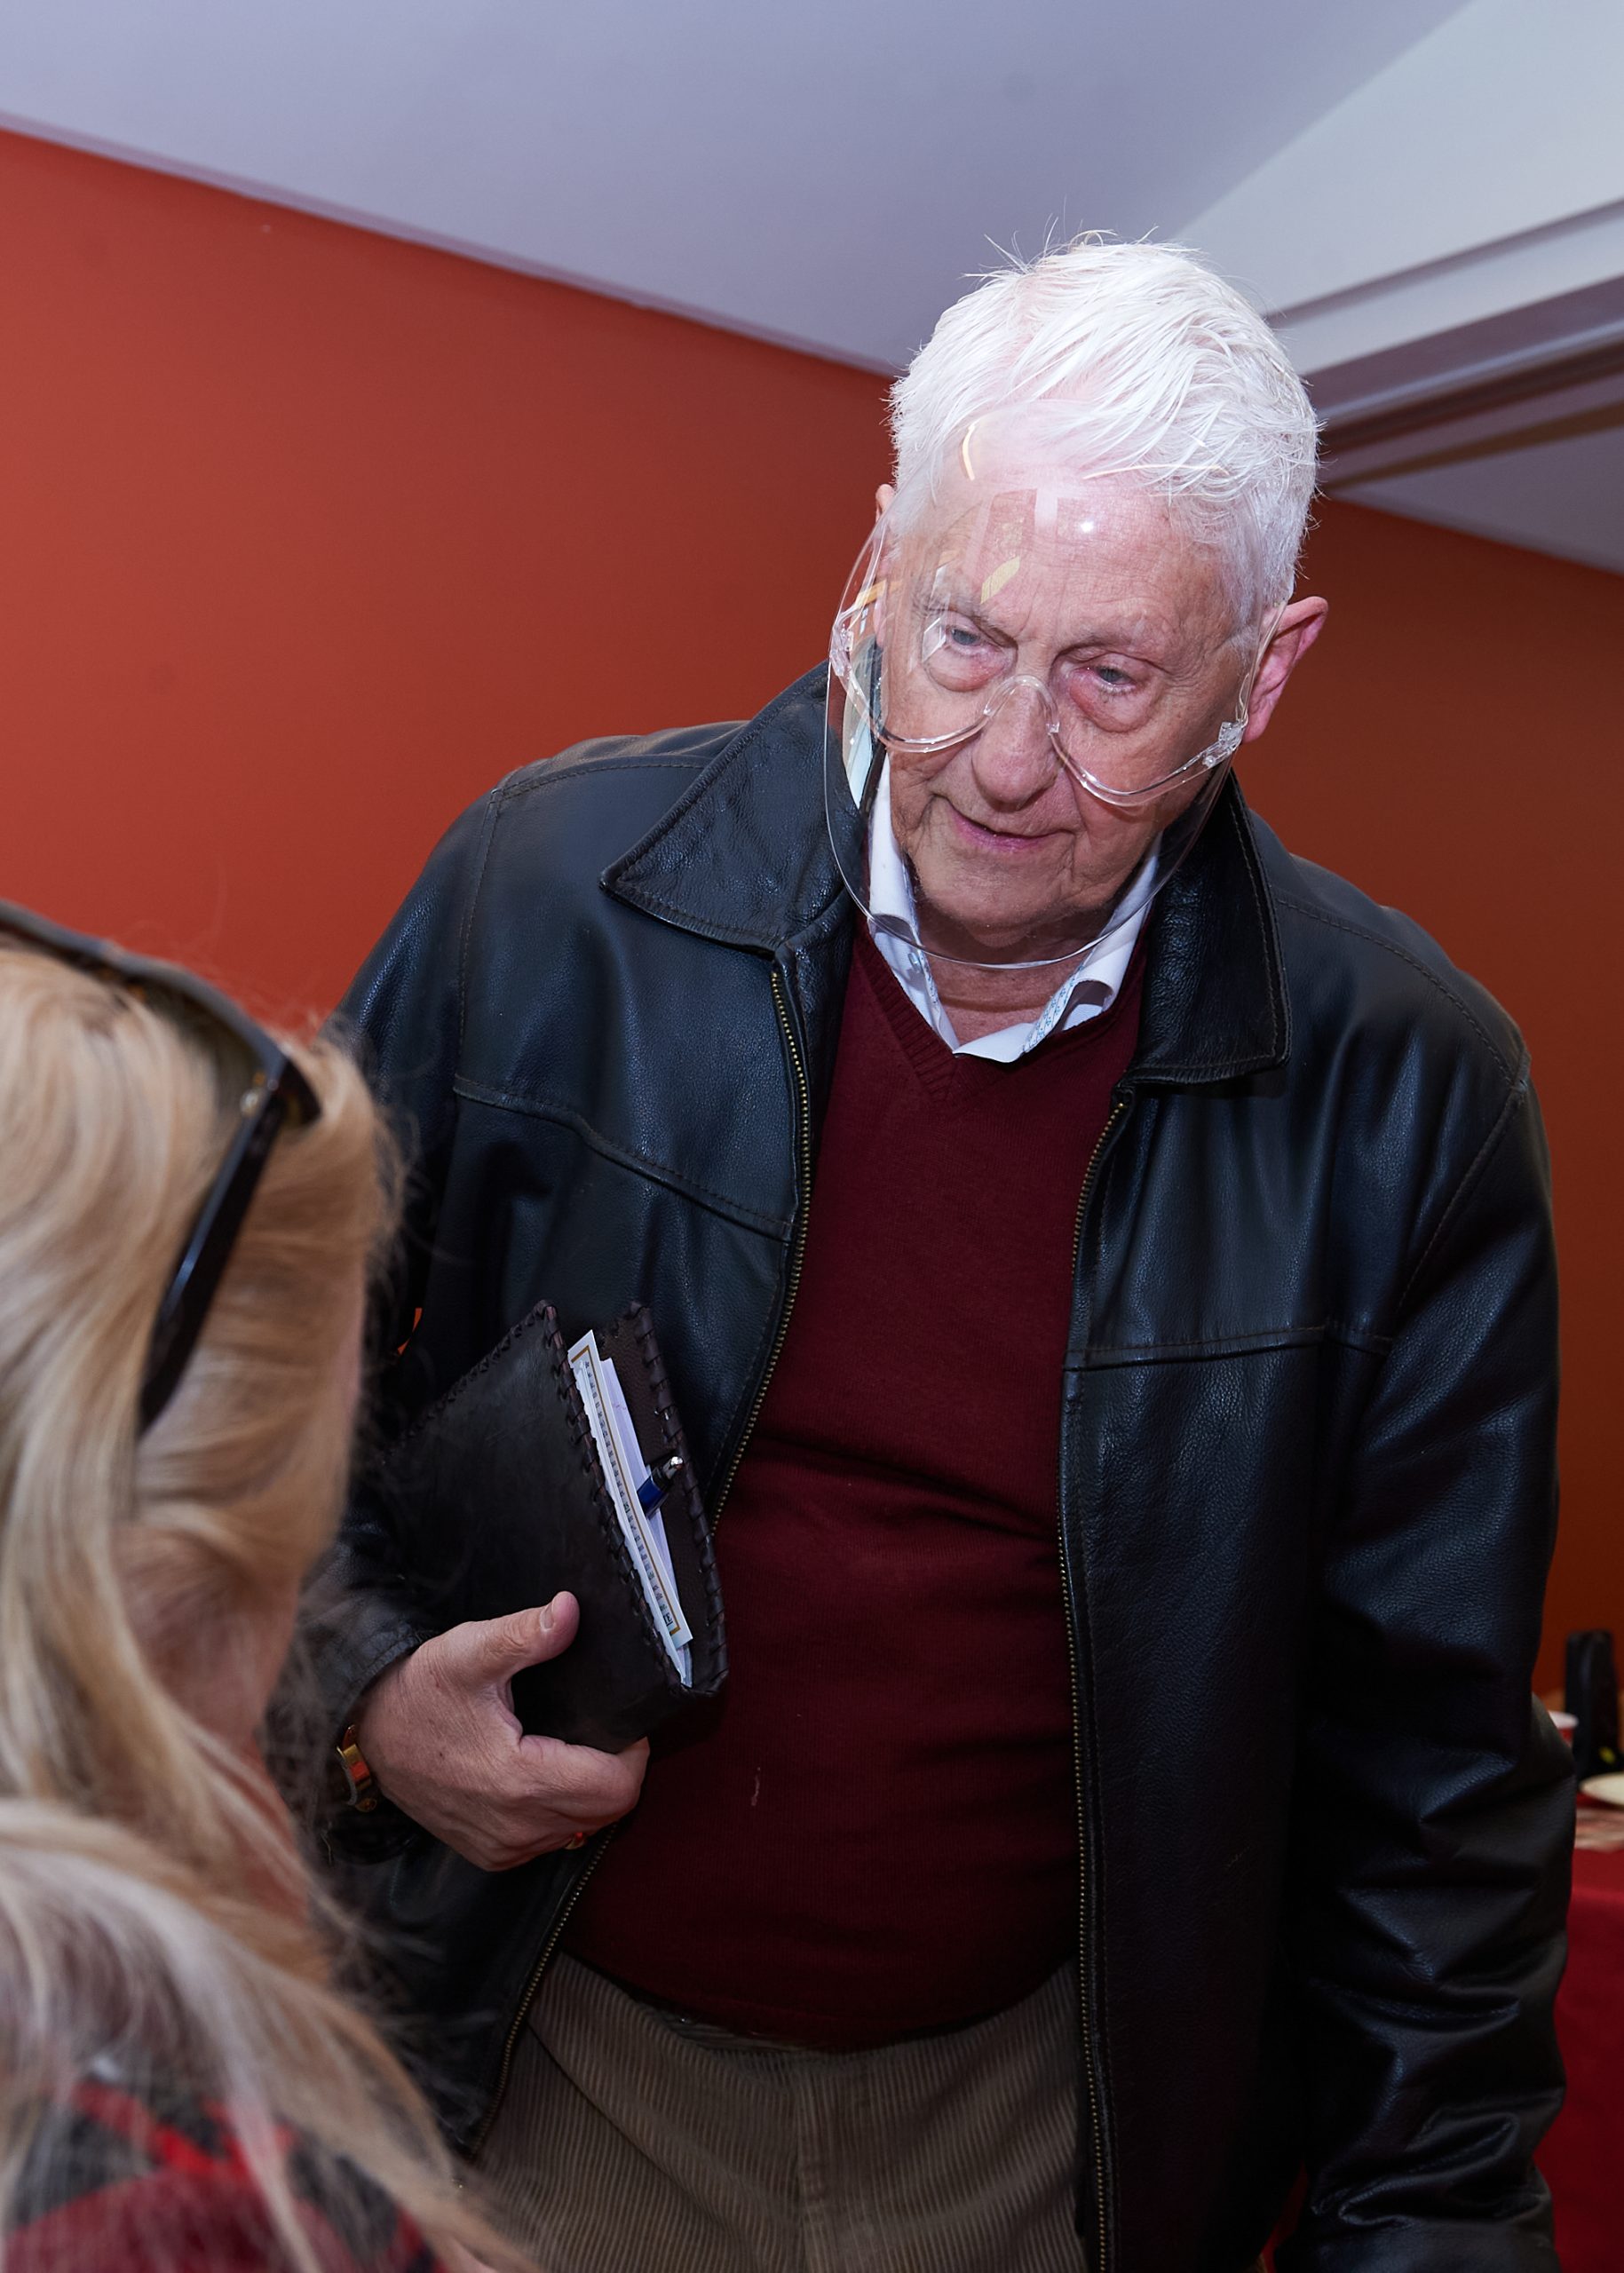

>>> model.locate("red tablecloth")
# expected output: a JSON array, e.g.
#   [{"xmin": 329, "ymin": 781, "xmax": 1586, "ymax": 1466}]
[{"xmin": 1541, "ymin": 1841, "xmax": 1624, "ymax": 2272}]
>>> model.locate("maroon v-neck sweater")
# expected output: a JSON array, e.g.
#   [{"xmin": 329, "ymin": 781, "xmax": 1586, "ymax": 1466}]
[{"xmin": 567, "ymin": 928, "xmax": 1144, "ymax": 2046}]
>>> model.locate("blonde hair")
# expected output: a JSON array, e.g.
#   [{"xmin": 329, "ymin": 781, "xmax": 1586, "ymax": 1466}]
[
  {"xmin": 890, "ymin": 234, "xmax": 1319, "ymax": 620},
  {"xmin": 0, "ymin": 942, "xmax": 524, "ymax": 2270}
]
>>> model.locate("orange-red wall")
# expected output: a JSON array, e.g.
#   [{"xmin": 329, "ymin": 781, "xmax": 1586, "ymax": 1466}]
[
  {"xmin": 1, "ymin": 130, "xmax": 1617, "ymax": 1685},
  {"xmin": 0, "ymin": 131, "xmax": 891, "ymax": 1015}
]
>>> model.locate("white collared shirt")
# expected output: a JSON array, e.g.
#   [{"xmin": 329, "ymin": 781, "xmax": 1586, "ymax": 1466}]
[{"xmin": 865, "ymin": 760, "xmax": 1156, "ymax": 1064}]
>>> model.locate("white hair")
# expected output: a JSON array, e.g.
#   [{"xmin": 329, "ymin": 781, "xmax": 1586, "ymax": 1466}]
[{"xmin": 890, "ymin": 236, "xmax": 1319, "ymax": 623}]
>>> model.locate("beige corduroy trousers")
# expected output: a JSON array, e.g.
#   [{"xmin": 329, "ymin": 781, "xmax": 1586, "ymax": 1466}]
[
  {"xmin": 477, "ymin": 1953, "xmax": 1272, "ymax": 2271},
  {"xmin": 478, "ymin": 1952, "xmax": 1090, "ymax": 2272}
]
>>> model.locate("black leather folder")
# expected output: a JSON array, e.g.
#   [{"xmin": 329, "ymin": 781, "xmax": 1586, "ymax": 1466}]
[{"xmin": 374, "ymin": 1300, "xmax": 725, "ymax": 1753}]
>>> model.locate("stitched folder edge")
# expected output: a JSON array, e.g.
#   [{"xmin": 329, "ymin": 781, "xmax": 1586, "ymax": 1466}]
[{"xmin": 609, "ymin": 1303, "xmax": 727, "ymax": 1689}]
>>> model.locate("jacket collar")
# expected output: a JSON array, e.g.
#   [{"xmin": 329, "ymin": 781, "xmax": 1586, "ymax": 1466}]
[
  {"xmin": 1129, "ymin": 772, "xmax": 1290, "ymax": 1086},
  {"xmin": 605, "ymin": 668, "xmax": 847, "ymax": 957},
  {"xmin": 606, "ymin": 668, "xmax": 1289, "ymax": 1086}
]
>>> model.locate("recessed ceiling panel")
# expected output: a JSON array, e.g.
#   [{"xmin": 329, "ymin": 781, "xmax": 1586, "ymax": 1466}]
[{"xmin": 1344, "ymin": 419, "xmax": 1624, "ymax": 576}]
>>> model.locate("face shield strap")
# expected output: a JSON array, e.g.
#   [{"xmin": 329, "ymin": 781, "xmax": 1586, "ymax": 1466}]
[
  {"xmin": 867, "ymin": 814, "xmax": 1153, "ymax": 1051},
  {"xmin": 851, "ymin": 647, "xmax": 886, "ymax": 817}
]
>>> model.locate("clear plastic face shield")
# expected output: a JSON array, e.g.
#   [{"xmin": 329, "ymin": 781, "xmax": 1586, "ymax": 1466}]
[{"xmin": 826, "ymin": 408, "xmax": 1281, "ymax": 972}]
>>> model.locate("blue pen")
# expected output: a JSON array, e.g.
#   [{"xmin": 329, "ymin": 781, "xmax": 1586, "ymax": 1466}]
[{"xmin": 637, "ymin": 1453, "xmax": 685, "ymax": 1512}]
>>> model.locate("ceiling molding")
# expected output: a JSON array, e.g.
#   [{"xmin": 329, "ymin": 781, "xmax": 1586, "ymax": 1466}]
[
  {"xmin": 1180, "ymin": 0, "xmax": 1624, "ymax": 571},
  {"xmin": 1271, "ymin": 199, "xmax": 1624, "ymax": 376},
  {"xmin": 1313, "ymin": 275, "xmax": 1624, "ymax": 485},
  {"xmin": 1326, "ymin": 393, "xmax": 1624, "ymax": 489}
]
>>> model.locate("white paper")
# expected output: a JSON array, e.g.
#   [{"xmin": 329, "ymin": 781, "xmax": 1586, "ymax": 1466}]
[
  {"xmin": 601, "ymin": 1356, "xmax": 683, "ymax": 1609},
  {"xmin": 567, "ymin": 1331, "xmax": 692, "ymax": 1683}
]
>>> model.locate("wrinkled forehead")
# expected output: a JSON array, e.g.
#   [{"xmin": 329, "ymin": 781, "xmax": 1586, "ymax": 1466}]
[
  {"xmin": 889, "ymin": 422, "xmax": 1198, "ymax": 615},
  {"xmin": 904, "ymin": 483, "xmax": 1150, "ymax": 582},
  {"xmin": 890, "ymin": 487, "xmax": 1223, "ymax": 667},
  {"xmin": 877, "ymin": 413, "xmax": 1237, "ymax": 650}
]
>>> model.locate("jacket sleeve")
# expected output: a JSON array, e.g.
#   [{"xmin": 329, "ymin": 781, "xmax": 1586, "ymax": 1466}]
[
  {"xmin": 1279, "ymin": 1064, "xmax": 1573, "ymax": 2273},
  {"xmin": 305, "ymin": 791, "xmax": 500, "ymax": 1795}
]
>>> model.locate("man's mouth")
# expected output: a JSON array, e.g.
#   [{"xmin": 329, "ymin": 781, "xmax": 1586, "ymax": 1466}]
[{"xmin": 946, "ymin": 806, "xmax": 1058, "ymax": 854}]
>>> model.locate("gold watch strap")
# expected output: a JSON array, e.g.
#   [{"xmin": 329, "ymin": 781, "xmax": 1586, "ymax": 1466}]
[{"xmin": 336, "ymin": 1723, "xmax": 379, "ymax": 1813}]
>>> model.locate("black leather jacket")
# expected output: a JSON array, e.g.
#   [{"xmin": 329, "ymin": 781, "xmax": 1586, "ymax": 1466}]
[{"xmin": 329, "ymin": 669, "xmax": 1571, "ymax": 2273}]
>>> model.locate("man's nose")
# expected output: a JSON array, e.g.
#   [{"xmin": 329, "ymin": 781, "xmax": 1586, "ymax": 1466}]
[{"xmin": 969, "ymin": 679, "xmax": 1061, "ymax": 806}]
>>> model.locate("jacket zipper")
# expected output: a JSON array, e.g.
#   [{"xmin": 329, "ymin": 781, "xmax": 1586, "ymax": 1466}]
[
  {"xmin": 471, "ymin": 962, "xmax": 816, "ymax": 2158},
  {"xmin": 1062, "ymin": 1089, "xmax": 1129, "ymax": 2273}
]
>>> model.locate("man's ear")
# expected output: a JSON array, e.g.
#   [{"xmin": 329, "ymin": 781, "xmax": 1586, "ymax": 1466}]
[
  {"xmin": 1242, "ymin": 596, "xmax": 1327, "ymax": 742},
  {"xmin": 875, "ymin": 483, "xmax": 896, "ymax": 521}
]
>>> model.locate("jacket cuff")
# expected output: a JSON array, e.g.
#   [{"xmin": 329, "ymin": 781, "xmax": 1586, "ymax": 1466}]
[
  {"xmin": 1278, "ymin": 2222, "xmax": 1559, "ymax": 2273},
  {"xmin": 302, "ymin": 1578, "xmax": 431, "ymax": 1863}
]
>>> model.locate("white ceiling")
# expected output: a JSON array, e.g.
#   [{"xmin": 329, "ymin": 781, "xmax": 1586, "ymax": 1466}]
[
  {"xmin": 0, "ymin": 0, "xmax": 1619, "ymax": 574},
  {"xmin": 0, "ymin": 0, "xmax": 1467, "ymax": 368}
]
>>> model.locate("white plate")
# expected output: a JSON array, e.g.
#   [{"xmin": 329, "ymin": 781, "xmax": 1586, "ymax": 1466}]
[{"xmin": 1580, "ymin": 1772, "xmax": 1624, "ymax": 1808}]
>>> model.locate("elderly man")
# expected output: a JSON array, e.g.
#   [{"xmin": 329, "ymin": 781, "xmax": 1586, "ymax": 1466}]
[{"xmin": 326, "ymin": 242, "xmax": 1570, "ymax": 2273}]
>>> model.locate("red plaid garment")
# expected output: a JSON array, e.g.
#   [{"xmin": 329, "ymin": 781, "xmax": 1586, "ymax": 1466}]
[{"xmin": 4, "ymin": 2071, "xmax": 447, "ymax": 2272}]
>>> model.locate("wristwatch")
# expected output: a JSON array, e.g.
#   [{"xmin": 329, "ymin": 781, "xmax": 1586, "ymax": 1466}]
[{"xmin": 334, "ymin": 1722, "xmax": 379, "ymax": 1813}]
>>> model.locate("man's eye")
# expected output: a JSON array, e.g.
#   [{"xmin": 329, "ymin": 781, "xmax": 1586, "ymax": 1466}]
[
  {"xmin": 924, "ymin": 617, "xmax": 998, "ymax": 670},
  {"xmin": 1093, "ymin": 664, "xmax": 1135, "ymax": 690}
]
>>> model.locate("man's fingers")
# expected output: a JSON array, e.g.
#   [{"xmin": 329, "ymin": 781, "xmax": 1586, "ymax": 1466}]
[
  {"xmin": 355, "ymin": 1604, "xmax": 646, "ymax": 1868},
  {"xmin": 517, "ymin": 1731, "xmax": 650, "ymax": 1817},
  {"xmin": 436, "ymin": 1592, "xmax": 580, "ymax": 1688}
]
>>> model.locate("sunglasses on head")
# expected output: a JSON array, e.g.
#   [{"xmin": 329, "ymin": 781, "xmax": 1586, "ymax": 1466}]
[{"xmin": 0, "ymin": 899, "xmax": 321, "ymax": 1433}]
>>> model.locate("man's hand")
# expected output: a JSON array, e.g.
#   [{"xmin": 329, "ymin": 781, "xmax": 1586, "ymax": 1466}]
[{"xmin": 354, "ymin": 1592, "xmax": 648, "ymax": 1870}]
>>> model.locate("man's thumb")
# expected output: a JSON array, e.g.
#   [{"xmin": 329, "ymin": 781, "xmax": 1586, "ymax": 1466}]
[{"xmin": 447, "ymin": 1594, "xmax": 579, "ymax": 1686}]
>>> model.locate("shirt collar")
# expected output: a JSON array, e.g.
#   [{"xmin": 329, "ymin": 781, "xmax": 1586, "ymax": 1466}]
[{"xmin": 865, "ymin": 757, "xmax": 1156, "ymax": 1063}]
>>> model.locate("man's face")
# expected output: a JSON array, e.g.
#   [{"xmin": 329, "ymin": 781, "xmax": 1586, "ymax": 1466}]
[{"xmin": 879, "ymin": 454, "xmax": 1253, "ymax": 965}]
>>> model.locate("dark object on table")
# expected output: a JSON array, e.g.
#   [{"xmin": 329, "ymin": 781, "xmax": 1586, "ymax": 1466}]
[
  {"xmin": 1565, "ymin": 1629, "xmax": 1620, "ymax": 1782},
  {"xmin": 374, "ymin": 1299, "xmax": 725, "ymax": 1752}
]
